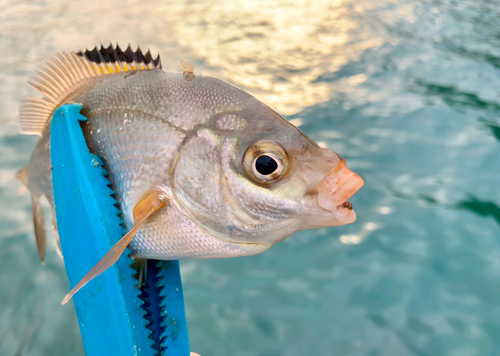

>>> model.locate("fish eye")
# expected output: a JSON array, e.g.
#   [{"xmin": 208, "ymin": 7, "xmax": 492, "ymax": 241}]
[
  {"xmin": 255, "ymin": 155, "xmax": 278, "ymax": 175},
  {"xmin": 243, "ymin": 141, "xmax": 289, "ymax": 184}
]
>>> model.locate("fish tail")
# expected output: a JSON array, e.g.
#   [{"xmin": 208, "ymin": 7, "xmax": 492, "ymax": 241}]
[
  {"xmin": 52, "ymin": 207, "xmax": 63, "ymax": 258},
  {"xmin": 15, "ymin": 165, "xmax": 29, "ymax": 188},
  {"xmin": 31, "ymin": 192, "xmax": 47, "ymax": 265},
  {"xmin": 17, "ymin": 164, "xmax": 47, "ymax": 264}
]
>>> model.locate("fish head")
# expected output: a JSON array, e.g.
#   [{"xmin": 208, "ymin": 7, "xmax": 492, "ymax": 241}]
[{"xmin": 173, "ymin": 104, "xmax": 364, "ymax": 246}]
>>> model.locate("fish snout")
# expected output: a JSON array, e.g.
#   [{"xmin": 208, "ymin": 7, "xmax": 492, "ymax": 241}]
[{"xmin": 314, "ymin": 159, "xmax": 364, "ymax": 222}]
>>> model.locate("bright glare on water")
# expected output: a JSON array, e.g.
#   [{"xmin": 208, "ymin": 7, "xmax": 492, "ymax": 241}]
[{"xmin": 1, "ymin": 0, "xmax": 500, "ymax": 355}]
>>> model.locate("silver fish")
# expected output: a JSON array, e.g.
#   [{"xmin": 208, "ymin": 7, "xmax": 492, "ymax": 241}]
[{"xmin": 18, "ymin": 44, "xmax": 364, "ymax": 301}]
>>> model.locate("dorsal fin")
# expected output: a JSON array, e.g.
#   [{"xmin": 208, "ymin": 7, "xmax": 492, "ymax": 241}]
[{"xmin": 19, "ymin": 44, "xmax": 162, "ymax": 135}]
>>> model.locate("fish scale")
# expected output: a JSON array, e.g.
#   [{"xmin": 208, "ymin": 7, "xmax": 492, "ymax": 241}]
[
  {"xmin": 51, "ymin": 104, "xmax": 190, "ymax": 355},
  {"xmin": 80, "ymin": 98, "xmax": 271, "ymax": 258},
  {"xmin": 20, "ymin": 43, "xmax": 363, "ymax": 310}
]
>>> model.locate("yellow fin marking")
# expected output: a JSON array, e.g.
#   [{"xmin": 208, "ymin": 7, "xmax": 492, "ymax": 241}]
[{"xmin": 19, "ymin": 44, "xmax": 161, "ymax": 136}]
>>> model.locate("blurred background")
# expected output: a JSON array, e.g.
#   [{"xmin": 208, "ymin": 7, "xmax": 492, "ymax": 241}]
[{"xmin": 1, "ymin": 0, "xmax": 499, "ymax": 355}]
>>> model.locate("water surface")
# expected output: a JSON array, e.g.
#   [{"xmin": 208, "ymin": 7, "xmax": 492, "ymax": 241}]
[{"xmin": 1, "ymin": 1, "xmax": 499, "ymax": 355}]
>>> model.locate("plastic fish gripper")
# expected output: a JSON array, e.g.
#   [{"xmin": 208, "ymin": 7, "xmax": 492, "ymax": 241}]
[{"xmin": 50, "ymin": 103, "xmax": 190, "ymax": 355}]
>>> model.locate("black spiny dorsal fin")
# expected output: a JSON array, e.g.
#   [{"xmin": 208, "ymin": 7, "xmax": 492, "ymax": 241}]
[
  {"xmin": 19, "ymin": 43, "xmax": 162, "ymax": 135},
  {"xmin": 76, "ymin": 43, "xmax": 161, "ymax": 73}
]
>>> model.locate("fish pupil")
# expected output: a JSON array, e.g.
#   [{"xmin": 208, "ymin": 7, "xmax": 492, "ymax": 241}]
[{"xmin": 255, "ymin": 155, "xmax": 278, "ymax": 175}]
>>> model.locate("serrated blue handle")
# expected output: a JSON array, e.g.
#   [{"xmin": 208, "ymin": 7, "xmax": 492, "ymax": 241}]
[
  {"xmin": 157, "ymin": 260, "xmax": 190, "ymax": 354},
  {"xmin": 51, "ymin": 104, "xmax": 157, "ymax": 355}
]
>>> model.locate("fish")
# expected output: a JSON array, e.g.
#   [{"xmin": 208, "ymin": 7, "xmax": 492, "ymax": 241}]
[{"xmin": 17, "ymin": 44, "xmax": 364, "ymax": 302}]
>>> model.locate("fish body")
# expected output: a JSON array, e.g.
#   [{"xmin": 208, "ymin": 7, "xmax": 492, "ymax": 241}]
[{"xmin": 19, "ymin": 45, "xmax": 364, "ymax": 263}]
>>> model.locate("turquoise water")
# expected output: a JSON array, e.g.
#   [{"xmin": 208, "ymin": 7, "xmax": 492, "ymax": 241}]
[{"xmin": 1, "ymin": 1, "xmax": 500, "ymax": 355}]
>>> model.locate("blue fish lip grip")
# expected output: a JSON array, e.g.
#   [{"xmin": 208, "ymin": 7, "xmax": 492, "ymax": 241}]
[{"xmin": 50, "ymin": 104, "xmax": 190, "ymax": 355}]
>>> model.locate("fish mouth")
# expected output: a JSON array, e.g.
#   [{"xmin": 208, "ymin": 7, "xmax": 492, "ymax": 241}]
[
  {"xmin": 326, "ymin": 200, "xmax": 357, "ymax": 225},
  {"xmin": 339, "ymin": 201, "xmax": 353, "ymax": 210},
  {"xmin": 313, "ymin": 159, "xmax": 364, "ymax": 225}
]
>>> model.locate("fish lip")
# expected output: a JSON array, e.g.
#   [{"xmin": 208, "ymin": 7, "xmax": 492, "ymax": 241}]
[
  {"xmin": 328, "ymin": 200, "xmax": 357, "ymax": 225},
  {"xmin": 304, "ymin": 159, "xmax": 363, "ymax": 226},
  {"xmin": 303, "ymin": 194, "xmax": 358, "ymax": 227},
  {"xmin": 314, "ymin": 160, "xmax": 364, "ymax": 213}
]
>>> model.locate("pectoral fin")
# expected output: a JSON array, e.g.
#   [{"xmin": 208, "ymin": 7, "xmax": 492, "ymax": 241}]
[{"xmin": 61, "ymin": 191, "xmax": 166, "ymax": 305}]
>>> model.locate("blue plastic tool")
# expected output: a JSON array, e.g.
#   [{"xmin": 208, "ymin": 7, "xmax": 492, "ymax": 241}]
[{"xmin": 50, "ymin": 104, "xmax": 190, "ymax": 355}]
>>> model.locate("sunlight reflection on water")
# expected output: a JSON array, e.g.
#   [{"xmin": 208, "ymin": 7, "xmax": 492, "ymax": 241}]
[{"xmin": 1, "ymin": 0, "xmax": 500, "ymax": 355}]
